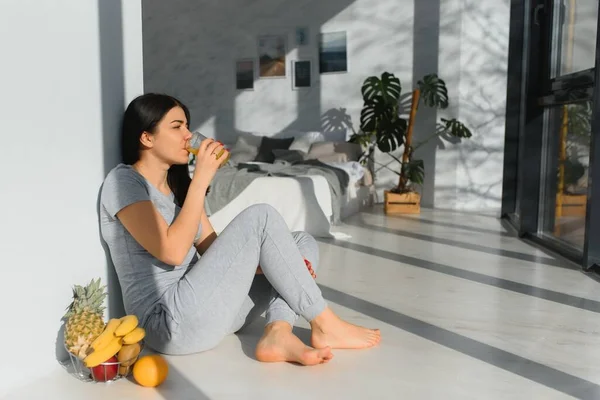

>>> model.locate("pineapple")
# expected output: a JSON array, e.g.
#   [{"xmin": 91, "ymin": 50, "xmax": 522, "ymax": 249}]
[{"xmin": 63, "ymin": 278, "xmax": 107, "ymax": 359}]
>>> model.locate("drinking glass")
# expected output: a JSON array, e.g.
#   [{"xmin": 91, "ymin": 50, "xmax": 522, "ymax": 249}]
[{"xmin": 186, "ymin": 131, "xmax": 230, "ymax": 166}]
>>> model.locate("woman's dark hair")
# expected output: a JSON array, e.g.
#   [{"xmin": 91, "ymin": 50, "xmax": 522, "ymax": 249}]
[{"xmin": 121, "ymin": 93, "xmax": 192, "ymax": 206}]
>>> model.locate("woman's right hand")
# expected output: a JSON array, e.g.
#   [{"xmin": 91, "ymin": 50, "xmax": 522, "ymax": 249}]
[{"xmin": 191, "ymin": 138, "xmax": 225, "ymax": 189}]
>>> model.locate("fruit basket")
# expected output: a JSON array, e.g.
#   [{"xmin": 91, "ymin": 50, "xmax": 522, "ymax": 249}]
[
  {"xmin": 61, "ymin": 279, "xmax": 148, "ymax": 383},
  {"xmin": 65, "ymin": 341, "xmax": 144, "ymax": 383}
]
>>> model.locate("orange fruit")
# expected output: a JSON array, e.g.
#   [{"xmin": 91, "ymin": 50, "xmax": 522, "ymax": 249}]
[{"xmin": 132, "ymin": 354, "xmax": 169, "ymax": 387}]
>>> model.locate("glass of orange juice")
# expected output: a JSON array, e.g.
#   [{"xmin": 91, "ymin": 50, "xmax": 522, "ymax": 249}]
[{"xmin": 187, "ymin": 131, "xmax": 230, "ymax": 166}]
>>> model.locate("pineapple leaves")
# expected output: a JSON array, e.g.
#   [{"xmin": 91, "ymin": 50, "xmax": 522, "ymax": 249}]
[
  {"xmin": 441, "ymin": 118, "xmax": 472, "ymax": 138},
  {"xmin": 418, "ymin": 74, "xmax": 449, "ymax": 109},
  {"xmin": 64, "ymin": 278, "xmax": 107, "ymax": 318}
]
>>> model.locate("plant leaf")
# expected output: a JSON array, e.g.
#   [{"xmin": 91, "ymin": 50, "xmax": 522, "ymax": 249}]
[
  {"xmin": 567, "ymin": 102, "xmax": 592, "ymax": 138},
  {"xmin": 376, "ymin": 118, "xmax": 407, "ymax": 153},
  {"xmin": 348, "ymin": 132, "xmax": 370, "ymax": 146},
  {"xmin": 359, "ymin": 72, "xmax": 407, "ymax": 154},
  {"xmin": 440, "ymin": 118, "xmax": 472, "ymax": 138},
  {"xmin": 418, "ymin": 74, "xmax": 449, "ymax": 109},
  {"xmin": 361, "ymin": 73, "xmax": 401, "ymax": 104},
  {"xmin": 404, "ymin": 159, "xmax": 425, "ymax": 185},
  {"xmin": 360, "ymin": 96, "xmax": 393, "ymax": 132},
  {"xmin": 562, "ymin": 158, "xmax": 586, "ymax": 186}
]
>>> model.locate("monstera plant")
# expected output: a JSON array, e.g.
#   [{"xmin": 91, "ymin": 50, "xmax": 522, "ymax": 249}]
[
  {"xmin": 351, "ymin": 72, "xmax": 472, "ymax": 194},
  {"xmin": 561, "ymin": 102, "xmax": 591, "ymax": 189}
]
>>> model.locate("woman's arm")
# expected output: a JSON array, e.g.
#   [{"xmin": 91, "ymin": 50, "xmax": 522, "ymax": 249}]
[
  {"xmin": 117, "ymin": 139, "xmax": 224, "ymax": 266},
  {"xmin": 194, "ymin": 207, "xmax": 217, "ymax": 255},
  {"xmin": 117, "ymin": 181, "xmax": 209, "ymax": 266}
]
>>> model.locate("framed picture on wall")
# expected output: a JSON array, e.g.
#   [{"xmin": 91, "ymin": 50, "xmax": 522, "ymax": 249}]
[
  {"xmin": 292, "ymin": 60, "xmax": 312, "ymax": 89},
  {"xmin": 235, "ymin": 59, "xmax": 255, "ymax": 90},
  {"xmin": 258, "ymin": 34, "xmax": 287, "ymax": 78},
  {"xmin": 318, "ymin": 31, "xmax": 348, "ymax": 74}
]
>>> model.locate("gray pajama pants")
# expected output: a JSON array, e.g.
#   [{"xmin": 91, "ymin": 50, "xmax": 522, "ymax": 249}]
[{"xmin": 144, "ymin": 204, "xmax": 327, "ymax": 355}]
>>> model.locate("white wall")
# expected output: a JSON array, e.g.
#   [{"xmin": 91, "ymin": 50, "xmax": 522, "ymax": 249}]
[
  {"xmin": 0, "ymin": 0, "xmax": 143, "ymax": 396},
  {"xmin": 371, "ymin": 0, "xmax": 509, "ymax": 212},
  {"xmin": 142, "ymin": 0, "xmax": 508, "ymax": 212},
  {"xmin": 142, "ymin": 0, "xmax": 406, "ymax": 142},
  {"xmin": 442, "ymin": 0, "xmax": 509, "ymax": 212}
]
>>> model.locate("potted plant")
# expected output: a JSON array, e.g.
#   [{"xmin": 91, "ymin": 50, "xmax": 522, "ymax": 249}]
[
  {"xmin": 350, "ymin": 72, "xmax": 472, "ymax": 214},
  {"xmin": 554, "ymin": 101, "xmax": 591, "ymax": 230}
]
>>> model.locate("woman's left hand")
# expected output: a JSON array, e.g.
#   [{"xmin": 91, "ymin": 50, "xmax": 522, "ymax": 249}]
[{"xmin": 304, "ymin": 258, "xmax": 316, "ymax": 279}]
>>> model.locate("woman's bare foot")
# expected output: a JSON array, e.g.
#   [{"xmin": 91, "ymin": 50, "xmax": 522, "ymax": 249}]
[
  {"xmin": 255, "ymin": 322, "xmax": 334, "ymax": 366},
  {"xmin": 310, "ymin": 307, "xmax": 381, "ymax": 349}
]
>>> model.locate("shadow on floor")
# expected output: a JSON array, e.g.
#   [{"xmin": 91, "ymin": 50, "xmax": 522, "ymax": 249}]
[
  {"xmin": 153, "ymin": 364, "xmax": 212, "ymax": 400},
  {"xmin": 344, "ymin": 218, "xmax": 572, "ymax": 269},
  {"xmin": 361, "ymin": 208, "xmax": 516, "ymax": 237},
  {"xmin": 317, "ymin": 237, "xmax": 600, "ymax": 313},
  {"xmin": 318, "ymin": 284, "xmax": 600, "ymax": 400}
]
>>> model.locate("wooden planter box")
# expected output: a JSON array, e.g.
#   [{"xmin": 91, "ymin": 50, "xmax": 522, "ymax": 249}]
[
  {"xmin": 384, "ymin": 190, "xmax": 421, "ymax": 214},
  {"xmin": 556, "ymin": 193, "xmax": 587, "ymax": 217}
]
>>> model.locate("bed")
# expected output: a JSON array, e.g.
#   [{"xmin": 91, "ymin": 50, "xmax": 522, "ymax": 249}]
[{"xmin": 196, "ymin": 130, "xmax": 375, "ymax": 238}]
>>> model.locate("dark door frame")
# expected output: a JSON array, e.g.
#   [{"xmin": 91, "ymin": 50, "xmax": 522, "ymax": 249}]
[
  {"xmin": 502, "ymin": 0, "xmax": 600, "ymax": 269},
  {"xmin": 583, "ymin": 12, "xmax": 600, "ymax": 272},
  {"xmin": 502, "ymin": 0, "xmax": 552, "ymax": 235}
]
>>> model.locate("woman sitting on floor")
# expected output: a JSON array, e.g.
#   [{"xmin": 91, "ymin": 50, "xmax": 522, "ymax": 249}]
[{"xmin": 99, "ymin": 93, "xmax": 380, "ymax": 365}]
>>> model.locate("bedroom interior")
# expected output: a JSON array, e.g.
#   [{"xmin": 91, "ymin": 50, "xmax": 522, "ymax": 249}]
[
  {"xmin": 4, "ymin": 0, "xmax": 600, "ymax": 398},
  {"xmin": 142, "ymin": 0, "xmax": 508, "ymax": 237}
]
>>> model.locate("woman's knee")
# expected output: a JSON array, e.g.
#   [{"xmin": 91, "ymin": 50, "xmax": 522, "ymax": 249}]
[
  {"xmin": 240, "ymin": 203, "xmax": 277, "ymax": 222},
  {"xmin": 292, "ymin": 231, "xmax": 316, "ymax": 248},
  {"xmin": 241, "ymin": 203, "xmax": 286, "ymax": 229},
  {"xmin": 244, "ymin": 203, "xmax": 277, "ymax": 216}
]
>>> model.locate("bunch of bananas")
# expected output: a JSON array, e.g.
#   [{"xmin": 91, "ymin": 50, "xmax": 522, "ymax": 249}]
[{"xmin": 84, "ymin": 315, "xmax": 145, "ymax": 368}]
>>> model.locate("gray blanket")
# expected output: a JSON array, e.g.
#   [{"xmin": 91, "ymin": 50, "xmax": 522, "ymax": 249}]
[{"xmin": 205, "ymin": 160, "xmax": 350, "ymax": 223}]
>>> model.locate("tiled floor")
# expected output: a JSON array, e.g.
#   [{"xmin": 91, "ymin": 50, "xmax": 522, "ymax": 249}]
[{"xmin": 5, "ymin": 207, "xmax": 600, "ymax": 399}]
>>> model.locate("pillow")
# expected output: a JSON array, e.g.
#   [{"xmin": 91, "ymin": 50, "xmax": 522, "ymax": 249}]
[
  {"xmin": 306, "ymin": 141, "xmax": 362, "ymax": 162},
  {"xmin": 228, "ymin": 135, "xmax": 262, "ymax": 164},
  {"xmin": 272, "ymin": 149, "xmax": 306, "ymax": 163},
  {"xmin": 286, "ymin": 131, "xmax": 326, "ymax": 153},
  {"xmin": 254, "ymin": 137, "xmax": 295, "ymax": 163},
  {"xmin": 314, "ymin": 153, "xmax": 348, "ymax": 163}
]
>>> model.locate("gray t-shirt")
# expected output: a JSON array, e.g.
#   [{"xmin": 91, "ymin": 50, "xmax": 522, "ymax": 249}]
[{"xmin": 100, "ymin": 164, "xmax": 201, "ymax": 322}]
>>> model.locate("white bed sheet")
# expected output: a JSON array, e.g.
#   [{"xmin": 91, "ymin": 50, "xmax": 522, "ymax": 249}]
[
  {"xmin": 341, "ymin": 181, "xmax": 376, "ymax": 219},
  {"xmin": 208, "ymin": 175, "xmax": 335, "ymax": 237}
]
